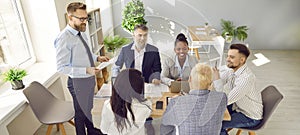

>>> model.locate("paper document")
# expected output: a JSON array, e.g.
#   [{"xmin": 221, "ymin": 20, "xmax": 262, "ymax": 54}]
[
  {"xmin": 97, "ymin": 57, "xmax": 116, "ymax": 70},
  {"xmin": 196, "ymin": 28, "xmax": 205, "ymax": 31},
  {"xmin": 252, "ymin": 53, "xmax": 270, "ymax": 66},
  {"xmin": 195, "ymin": 31, "xmax": 207, "ymax": 35},
  {"xmin": 144, "ymin": 83, "xmax": 169, "ymax": 97}
]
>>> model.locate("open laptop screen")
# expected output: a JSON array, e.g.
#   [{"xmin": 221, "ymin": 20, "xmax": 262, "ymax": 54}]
[{"xmin": 170, "ymin": 81, "xmax": 190, "ymax": 93}]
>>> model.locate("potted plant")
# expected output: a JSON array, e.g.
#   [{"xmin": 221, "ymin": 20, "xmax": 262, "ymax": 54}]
[
  {"xmin": 220, "ymin": 19, "xmax": 249, "ymax": 43},
  {"xmin": 2, "ymin": 68, "xmax": 27, "ymax": 90},
  {"xmin": 122, "ymin": 0, "xmax": 147, "ymax": 33},
  {"xmin": 103, "ymin": 35, "xmax": 130, "ymax": 54},
  {"xmin": 204, "ymin": 22, "xmax": 209, "ymax": 28}
]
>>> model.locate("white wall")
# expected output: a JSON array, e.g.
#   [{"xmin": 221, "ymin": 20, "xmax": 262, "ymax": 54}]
[
  {"xmin": 112, "ymin": 0, "xmax": 300, "ymax": 50},
  {"xmin": 111, "ymin": 0, "xmax": 123, "ymax": 29},
  {"xmin": 20, "ymin": 0, "xmax": 60, "ymax": 64}
]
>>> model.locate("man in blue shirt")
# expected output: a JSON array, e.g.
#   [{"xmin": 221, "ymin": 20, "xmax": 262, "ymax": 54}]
[{"xmin": 54, "ymin": 2, "xmax": 108, "ymax": 135}]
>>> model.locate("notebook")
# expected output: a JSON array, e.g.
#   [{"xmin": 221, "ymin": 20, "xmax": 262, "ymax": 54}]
[{"xmin": 170, "ymin": 81, "xmax": 190, "ymax": 93}]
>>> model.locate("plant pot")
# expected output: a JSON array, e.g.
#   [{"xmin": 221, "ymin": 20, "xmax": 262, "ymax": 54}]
[
  {"xmin": 11, "ymin": 80, "xmax": 25, "ymax": 90},
  {"xmin": 225, "ymin": 35, "xmax": 233, "ymax": 44}
]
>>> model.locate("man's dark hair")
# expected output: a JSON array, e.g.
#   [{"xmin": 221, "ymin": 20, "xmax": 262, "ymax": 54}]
[
  {"xmin": 230, "ymin": 44, "xmax": 250, "ymax": 58},
  {"xmin": 67, "ymin": 2, "xmax": 86, "ymax": 14},
  {"xmin": 133, "ymin": 24, "xmax": 148, "ymax": 31}
]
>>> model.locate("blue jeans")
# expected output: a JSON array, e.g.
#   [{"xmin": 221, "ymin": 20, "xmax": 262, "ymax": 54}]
[{"xmin": 220, "ymin": 104, "xmax": 262, "ymax": 135}]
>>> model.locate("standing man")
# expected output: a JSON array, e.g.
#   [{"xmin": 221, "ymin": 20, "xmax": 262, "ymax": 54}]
[
  {"xmin": 54, "ymin": 2, "xmax": 108, "ymax": 135},
  {"xmin": 213, "ymin": 44, "xmax": 263, "ymax": 135},
  {"xmin": 112, "ymin": 24, "xmax": 162, "ymax": 84}
]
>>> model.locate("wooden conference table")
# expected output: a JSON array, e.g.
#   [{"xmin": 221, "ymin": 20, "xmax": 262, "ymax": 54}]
[
  {"xmin": 150, "ymin": 92, "xmax": 231, "ymax": 121},
  {"xmin": 188, "ymin": 26, "xmax": 224, "ymax": 67}
]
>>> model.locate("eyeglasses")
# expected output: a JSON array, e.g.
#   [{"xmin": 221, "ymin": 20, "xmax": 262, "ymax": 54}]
[{"xmin": 71, "ymin": 15, "xmax": 89, "ymax": 22}]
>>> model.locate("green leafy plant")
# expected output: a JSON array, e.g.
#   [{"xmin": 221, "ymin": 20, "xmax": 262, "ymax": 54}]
[
  {"xmin": 220, "ymin": 19, "xmax": 249, "ymax": 42},
  {"xmin": 2, "ymin": 68, "xmax": 27, "ymax": 82},
  {"xmin": 235, "ymin": 26, "xmax": 248, "ymax": 42},
  {"xmin": 103, "ymin": 35, "xmax": 130, "ymax": 53},
  {"xmin": 122, "ymin": 0, "xmax": 147, "ymax": 32}
]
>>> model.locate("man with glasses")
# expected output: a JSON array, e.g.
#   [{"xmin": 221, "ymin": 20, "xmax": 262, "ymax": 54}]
[{"xmin": 54, "ymin": 2, "xmax": 108, "ymax": 135}]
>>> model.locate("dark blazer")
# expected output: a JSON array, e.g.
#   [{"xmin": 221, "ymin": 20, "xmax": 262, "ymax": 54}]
[{"xmin": 112, "ymin": 43, "xmax": 162, "ymax": 83}]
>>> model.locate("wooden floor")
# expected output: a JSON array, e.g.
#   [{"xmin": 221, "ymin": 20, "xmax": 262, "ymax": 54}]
[{"xmin": 35, "ymin": 50, "xmax": 300, "ymax": 135}]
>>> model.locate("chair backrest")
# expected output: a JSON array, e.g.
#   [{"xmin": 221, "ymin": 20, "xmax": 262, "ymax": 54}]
[
  {"xmin": 23, "ymin": 81, "xmax": 59, "ymax": 123},
  {"xmin": 251, "ymin": 85, "xmax": 283, "ymax": 130}
]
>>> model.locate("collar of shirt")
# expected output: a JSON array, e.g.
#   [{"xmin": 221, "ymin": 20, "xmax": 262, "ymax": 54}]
[
  {"xmin": 131, "ymin": 43, "xmax": 146, "ymax": 52},
  {"xmin": 234, "ymin": 64, "xmax": 248, "ymax": 76},
  {"xmin": 66, "ymin": 25, "xmax": 79, "ymax": 36},
  {"xmin": 175, "ymin": 55, "xmax": 190, "ymax": 68},
  {"xmin": 189, "ymin": 89, "xmax": 210, "ymax": 96}
]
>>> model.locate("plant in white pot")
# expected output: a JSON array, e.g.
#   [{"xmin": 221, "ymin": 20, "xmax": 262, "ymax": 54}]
[
  {"xmin": 2, "ymin": 68, "xmax": 27, "ymax": 90},
  {"xmin": 122, "ymin": 0, "xmax": 147, "ymax": 33},
  {"xmin": 220, "ymin": 19, "xmax": 249, "ymax": 43}
]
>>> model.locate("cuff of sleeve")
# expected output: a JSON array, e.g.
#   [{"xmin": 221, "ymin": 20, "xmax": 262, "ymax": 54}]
[
  {"xmin": 213, "ymin": 79, "xmax": 223, "ymax": 92},
  {"xmin": 168, "ymin": 80, "xmax": 174, "ymax": 86},
  {"xmin": 80, "ymin": 67, "xmax": 88, "ymax": 75}
]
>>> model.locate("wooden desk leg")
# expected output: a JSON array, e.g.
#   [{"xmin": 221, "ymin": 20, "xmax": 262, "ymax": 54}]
[{"xmin": 193, "ymin": 48, "xmax": 200, "ymax": 60}]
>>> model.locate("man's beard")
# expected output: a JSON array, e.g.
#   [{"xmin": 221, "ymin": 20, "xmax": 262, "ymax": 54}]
[
  {"xmin": 135, "ymin": 40, "xmax": 146, "ymax": 50},
  {"xmin": 74, "ymin": 23, "xmax": 86, "ymax": 32},
  {"xmin": 227, "ymin": 62, "xmax": 239, "ymax": 69}
]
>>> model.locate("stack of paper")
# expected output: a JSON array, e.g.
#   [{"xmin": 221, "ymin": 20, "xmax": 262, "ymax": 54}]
[
  {"xmin": 144, "ymin": 83, "xmax": 169, "ymax": 97},
  {"xmin": 97, "ymin": 57, "xmax": 116, "ymax": 70}
]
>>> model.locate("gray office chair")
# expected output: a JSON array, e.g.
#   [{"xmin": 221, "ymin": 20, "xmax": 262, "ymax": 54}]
[
  {"xmin": 23, "ymin": 81, "xmax": 75, "ymax": 135},
  {"xmin": 235, "ymin": 85, "xmax": 283, "ymax": 135}
]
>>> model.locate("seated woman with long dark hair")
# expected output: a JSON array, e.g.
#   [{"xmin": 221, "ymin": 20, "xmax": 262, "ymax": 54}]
[{"xmin": 100, "ymin": 69, "xmax": 152, "ymax": 135}]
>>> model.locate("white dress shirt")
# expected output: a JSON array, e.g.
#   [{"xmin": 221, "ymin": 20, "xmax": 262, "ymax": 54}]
[
  {"xmin": 175, "ymin": 55, "xmax": 190, "ymax": 78},
  {"xmin": 213, "ymin": 64, "xmax": 263, "ymax": 120},
  {"xmin": 161, "ymin": 54, "xmax": 198, "ymax": 86},
  {"xmin": 131, "ymin": 44, "xmax": 145, "ymax": 72}
]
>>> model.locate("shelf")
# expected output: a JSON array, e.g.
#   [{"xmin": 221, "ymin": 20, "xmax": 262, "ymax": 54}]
[
  {"xmin": 89, "ymin": 27, "xmax": 102, "ymax": 36},
  {"xmin": 79, "ymin": 8, "xmax": 108, "ymax": 90},
  {"xmin": 93, "ymin": 44, "xmax": 104, "ymax": 54}
]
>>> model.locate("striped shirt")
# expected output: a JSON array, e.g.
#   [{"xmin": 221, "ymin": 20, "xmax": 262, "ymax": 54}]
[
  {"xmin": 54, "ymin": 25, "xmax": 98, "ymax": 78},
  {"xmin": 213, "ymin": 64, "xmax": 263, "ymax": 120}
]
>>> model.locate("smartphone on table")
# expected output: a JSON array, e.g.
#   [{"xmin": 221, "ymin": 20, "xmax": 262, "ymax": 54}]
[{"xmin": 155, "ymin": 101, "xmax": 163, "ymax": 109}]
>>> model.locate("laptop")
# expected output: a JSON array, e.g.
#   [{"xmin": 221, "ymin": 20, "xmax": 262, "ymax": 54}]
[{"xmin": 170, "ymin": 81, "xmax": 190, "ymax": 93}]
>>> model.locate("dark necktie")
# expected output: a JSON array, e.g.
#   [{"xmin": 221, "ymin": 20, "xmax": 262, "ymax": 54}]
[{"xmin": 78, "ymin": 32, "xmax": 95, "ymax": 67}]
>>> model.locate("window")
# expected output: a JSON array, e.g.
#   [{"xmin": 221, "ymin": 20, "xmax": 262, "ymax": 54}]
[{"xmin": 0, "ymin": 0, "xmax": 35, "ymax": 68}]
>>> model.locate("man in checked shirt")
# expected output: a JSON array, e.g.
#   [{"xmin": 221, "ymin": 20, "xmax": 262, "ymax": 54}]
[{"xmin": 213, "ymin": 44, "xmax": 263, "ymax": 135}]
